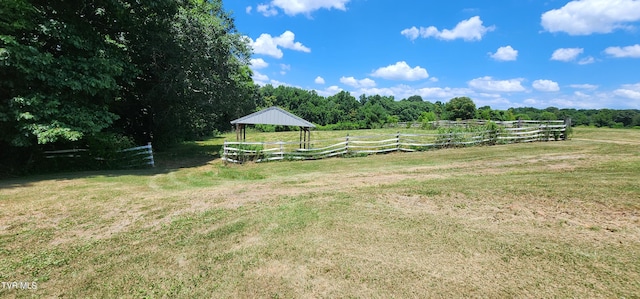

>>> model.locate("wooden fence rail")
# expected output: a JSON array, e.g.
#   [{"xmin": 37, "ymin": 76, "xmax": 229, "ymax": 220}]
[
  {"xmin": 223, "ymin": 122, "xmax": 567, "ymax": 164},
  {"xmin": 43, "ymin": 142, "xmax": 155, "ymax": 168}
]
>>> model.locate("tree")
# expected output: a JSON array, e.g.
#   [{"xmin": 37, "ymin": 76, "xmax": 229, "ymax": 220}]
[
  {"xmin": 1, "ymin": 0, "xmax": 134, "ymax": 147},
  {"xmin": 593, "ymin": 109, "xmax": 614, "ymax": 127},
  {"xmin": 445, "ymin": 97, "xmax": 476, "ymax": 120},
  {"xmin": 406, "ymin": 95, "xmax": 423, "ymax": 102},
  {"xmin": 1, "ymin": 0, "xmax": 255, "ymax": 174},
  {"xmin": 476, "ymin": 106, "xmax": 492, "ymax": 120},
  {"xmin": 613, "ymin": 110, "xmax": 637, "ymax": 127},
  {"xmin": 539, "ymin": 111, "xmax": 557, "ymax": 121},
  {"xmin": 113, "ymin": 0, "xmax": 254, "ymax": 146}
]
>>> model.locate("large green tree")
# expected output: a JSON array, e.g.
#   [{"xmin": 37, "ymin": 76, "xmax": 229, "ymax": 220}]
[
  {"xmin": 445, "ymin": 97, "xmax": 476, "ymax": 120},
  {"xmin": 1, "ymin": 0, "xmax": 134, "ymax": 147},
  {"xmin": 1, "ymin": 0, "xmax": 254, "ymax": 174},
  {"xmin": 111, "ymin": 0, "xmax": 254, "ymax": 146}
]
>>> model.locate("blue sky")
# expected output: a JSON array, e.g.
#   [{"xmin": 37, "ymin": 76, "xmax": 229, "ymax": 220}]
[{"xmin": 226, "ymin": 0, "xmax": 640, "ymax": 110}]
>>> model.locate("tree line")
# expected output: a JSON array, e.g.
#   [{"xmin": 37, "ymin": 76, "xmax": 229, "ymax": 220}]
[
  {"xmin": 252, "ymin": 84, "xmax": 640, "ymax": 130},
  {"xmin": 1, "ymin": 0, "xmax": 255, "ymax": 174}
]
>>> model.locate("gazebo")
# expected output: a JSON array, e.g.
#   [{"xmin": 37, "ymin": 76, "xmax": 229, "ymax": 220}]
[{"xmin": 230, "ymin": 106, "xmax": 316, "ymax": 149}]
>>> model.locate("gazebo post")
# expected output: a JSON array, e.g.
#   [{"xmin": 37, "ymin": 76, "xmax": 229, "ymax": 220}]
[
  {"xmin": 299, "ymin": 127, "xmax": 303, "ymax": 149},
  {"xmin": 235, "ymin": 124, "xmax": 239, "ymax": 141}
]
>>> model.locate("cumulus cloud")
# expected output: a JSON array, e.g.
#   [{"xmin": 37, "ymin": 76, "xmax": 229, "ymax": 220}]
[
  {"xmin": 551, "ymin": 48, "xmax": 584, "ymax": 62},
  {"xmin": 257, "ymin": 4, "xmax": 278, "ymax": 16},
  {"xmin": 614, "ymin": 83, "xmax": 640, "ymax": 100},
  {"xmin": 490, "ymin": 45, "xmax": 518, "ymax": 61},
  {"xmin": 340, "ymin": 76, "xmax": 376, "ymax": 88},
  {"xmin": 532, "ymin": 79, "xmax": 560, "ymax": 92},
  {"xmin": 314, "ymin": 76, "xmax": 325, "ymax": 84},
  {"xmin": 605, "ymin": 44, "xmax": 640, "ymax": 58},
  {"xmin": 371, "ymin": 61, "xmax": 429, "ymax": 81},
  {"xmin": 246, "ymin": 6, "xmax": 253, "ymax": 14},
  {"xmin": 250, "ymin": 58, "xmax": 269, "ymax": 69},
  {"xmin": 257, "ymin": 0, "xmax": 350, "ymax": 16},
  {"xmin": 249, "ymin": 31, "xmax": 311, "ymax": 59},
  {"xmin": 541, "ymin": 0, "xmax": 640, "ymax": 35},
  {"xmin": 401, "ymin": 16, "xmax": 495, "ymax": 41},
  {"xmin": 252, "ymin": 70, "xmax": 270, "ymax": 85},
  {"xmin": 279, "ymin": 64, "xmax": 291, "ymax": 75},
  {"xmin": 578, "ymin": 56, "xmax": 596, "ymax": 64},
  {"xmin": 413, "ymin": 87, "xmax": 473, "ymax": 100},
  {"xmin": 315, "ymin": 85, "xmax": 343, "ymax": 97},
  {"xmin": 570, "ymin": 84, "xmax": 598, "ymax": 90},
  {"xmin": 468, "ymin": 76, "xmax": 526, "ymax": 92}
]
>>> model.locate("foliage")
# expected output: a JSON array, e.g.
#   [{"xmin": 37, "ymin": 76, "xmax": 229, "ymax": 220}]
[
  {"xmin": 539, "ymin": 111, "xmax": 558, "ymax": 121},
  {"xmin": 226, "ymin": 143, "xmax": 265, "ymax": 163},
  {"xmin": 484, "ymin": 121, "xmax": 502, "ymax": 145},
  {"xmin": 445, "ymin": 97, "xmax": 476, "ymax": 120},
  {"xmin": 1, "ymin": 0, "xmax": 254, "ymax": 174}
]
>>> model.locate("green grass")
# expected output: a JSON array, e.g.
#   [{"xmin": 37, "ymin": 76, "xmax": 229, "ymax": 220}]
[{"xmin": 1, "ymin": 127, "xmax": 639, "ymax": 297}]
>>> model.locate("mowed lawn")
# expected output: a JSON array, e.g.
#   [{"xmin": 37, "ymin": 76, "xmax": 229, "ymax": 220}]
[{"xmin": 1, "ymin": 127, "xmax": 639, "ymax": 298}]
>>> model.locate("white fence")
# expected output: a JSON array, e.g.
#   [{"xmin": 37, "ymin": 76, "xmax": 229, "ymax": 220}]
[
  {"xmin": 222, "ymin": 121, "xmax": 567, "ymax": 164},
  {"xmin": 43, "ymin": 142, "xmax": 155, "ymax": 168}
]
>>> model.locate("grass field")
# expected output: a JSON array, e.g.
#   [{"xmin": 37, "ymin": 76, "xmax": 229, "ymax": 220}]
[{"xmin": 1, "ymin": 127, "xmax": 639, "ymax": 297}]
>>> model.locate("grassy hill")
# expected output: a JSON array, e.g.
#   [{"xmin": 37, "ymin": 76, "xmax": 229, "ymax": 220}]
[{"xmin": 1, "ymin": 127, "xmax": 639, "ymax": 297}]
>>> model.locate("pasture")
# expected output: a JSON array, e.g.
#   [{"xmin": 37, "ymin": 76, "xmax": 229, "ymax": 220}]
[{"xmin": 1, "ymin": 127, "xmax": 639, "ymax": 297}]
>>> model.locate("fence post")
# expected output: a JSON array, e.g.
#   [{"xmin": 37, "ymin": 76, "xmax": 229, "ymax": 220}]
[
  {"xmin": 345, "ymin": 133, "xmax": 350, "ymax": 155},
  {"xmin": 396, "ymin": 131, "xmax": 400, "ymax": 152},
  {"xmin": 563, "ymin": 117, "xmax": 572, "ymax": 140},
  {"xmin": 280, "ymin": 141, "xmax": 284, "ymax": 160},
  {"xmin": 223, "ymin": 140, "xmax": 227, "ymax": 163},
  {"xmin": 147, "ymin": 142, "xmax": 155, "ymax": 167}
]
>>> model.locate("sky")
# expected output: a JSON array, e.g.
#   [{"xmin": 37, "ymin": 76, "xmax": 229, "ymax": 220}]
[{"xmin": 225, "ymin": 0, "xmax": 640, "ymax": 110}]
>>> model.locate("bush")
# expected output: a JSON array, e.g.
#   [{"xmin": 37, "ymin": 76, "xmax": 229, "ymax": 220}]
[
  {"xmin": 226, "ymin": 143, "xmax": 265, "ymax": 163},
  {"xmin": 483, "ymin": 121, "xmax": 502, "ymax": 145}
]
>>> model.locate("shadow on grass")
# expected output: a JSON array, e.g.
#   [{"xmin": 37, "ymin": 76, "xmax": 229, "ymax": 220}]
[{"xmin": 0, "ymin": 139, "xmax": 224, "ymax": 189}]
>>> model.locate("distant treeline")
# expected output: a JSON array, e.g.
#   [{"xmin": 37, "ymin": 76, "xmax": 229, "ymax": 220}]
[{"xmin": 251, "ymin": 84, "xmax": 640, "ymax": 131}]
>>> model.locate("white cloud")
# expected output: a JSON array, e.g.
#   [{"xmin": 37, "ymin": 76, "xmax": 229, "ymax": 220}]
[
  {"xmin": 541, "ymin": 0, "xmax": 640, "ymax": 35},
  {"xmin": 371, "ymin": 61, "xmax": 429, "ymax": 81},
  {"xmin": 605, "ymin": 44, "xmax": 640, "ymax": 58},
  {"xmin": 532, "ymin": 79, "xmax": 560, "ymax": 92},
  {"xmin": 249, "ymin": 31, "xmax": 311, "ymax": 59},
  {"xmin": 551, "ymin": 48, "xmax": 584, "ymax": 62},
  {"xmin": 279, "ymin": 64, "xmax": 291, "ymax": 75},
  {"xmin": 614, "ymin": 83, "xmax": 640, "ymax": 100},
  {"xmin": 257, "ymin": 4, "xmax": 278, "ymax": 16},
  {"xmin": 314, "ymin": 76, "xmax": 325, "ymax": 84},
  {"xmin": 578, "ymin": 56, "xmax": 596, "ymax": 64},
  {"xmin": 570, "ymin": 84, "xmax": 598, "ymax": 90},
  {"xmin": 400, "ymin": 27, "xmax": 420, "ymax": 41},
  {"xmin": 258, "ymin": 0, "xmax": 350, "ymax": 16},
  {"xmin": 468, "ymin": 76, "xmax": 526, "ymax": 92},
  {"xmin": 250, "ymin": 58, "xmax": 269, "ymax": 69},
  {"xmin": 340, "ymin": 76, "xmax": 376, "ymax": 88},
  {"xmin": 490, "ymin": 45, "xmax": 518, "ymax": 61},
  {"xmin": 414, "ymin": 87, "xmax": 473, "ymax": 100},
  {"xmin": 315, "ymin": 85, "xmax": 343, "ymax": 97},
  {"xmin": 401, "ymin": 16, "xmax": 495, "ymax": 41},
  {"xmin": 252, "ymin": 70, "xmax": 270, "ymax": 85},
  {"xmin": 246, "ymin": 6, "xmax": 253, "ymax": 14}
]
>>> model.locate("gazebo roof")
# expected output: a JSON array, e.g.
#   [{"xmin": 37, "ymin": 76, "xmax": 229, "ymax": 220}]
[{"xmin": 230, "ymin": 106, "xmax": 315, "ymax": 128}]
